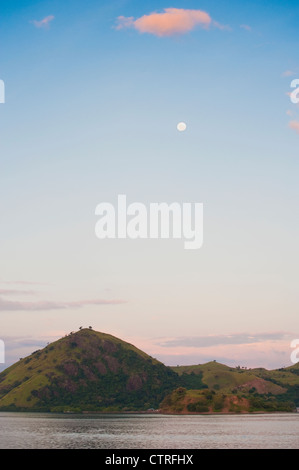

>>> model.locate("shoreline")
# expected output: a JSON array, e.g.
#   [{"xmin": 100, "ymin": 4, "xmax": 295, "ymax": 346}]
[{"xmin": 0, "ymin": 409, "xmax": 297, "ymax": 415}]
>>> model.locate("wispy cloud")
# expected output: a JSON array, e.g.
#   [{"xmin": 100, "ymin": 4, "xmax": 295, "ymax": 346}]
[
  {"xmin": 0, "ymin": 280, "xmax": 48, "ymax": 286},
  {"xmin": 0, "ymin": 289, "xmax": 36, "ymax": 296},
  {"xmin": 240, "ymin": 24, "xmax": 252, "ymax": 32},
  {"xmin": 0, "ymin": 297, "xmax": 127, "ymax": 311},
  {"xmin": 116, "ymin": 8, "xmax": 228, "ymax": 37},
  {"xmin": 0, "ymin": 334, "xmax": 62, "ymax": 370},
  {"xmin": 282, "ymin": 70, "xmax": 295, "ymax": 77},
  {"xmin": 156, "ymin": 332, "xmax": 288, "ymax": 348},
  {"xmin": 2, "ymin": 336, "xmax": 47, "ymax": 352},
  {"xmin": 32, "ymin": 15, "xmax": 55, "ymax": 29},
  {"xmin": 289, "ymin": 120, "xmax": 299, "ymax": 134},
  {"xmin": 213, "ymin": 21, "xmax": 231, "ymax": 32}
]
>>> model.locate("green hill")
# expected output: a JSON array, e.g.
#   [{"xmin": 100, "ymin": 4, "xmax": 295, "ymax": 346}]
[
  {"xmin": 171, "ymin": 361, "xmax": 299, "ymax": 405},
  {"xmin": 0, "ymin": 331, "xmax": 298, "ymax": 413},
  {"xmin": 0, "ymin": 328, "xmax": 179, "ymax": 412},
  {"xmin": 172, "ymin": 362, "xmax": 260, "ymax": 390}
]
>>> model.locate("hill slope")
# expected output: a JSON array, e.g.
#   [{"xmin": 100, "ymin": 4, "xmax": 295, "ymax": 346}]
[
  {"xmin": 160, "ymin": 387, "xmax": 295, "ymax": 414},
  {"xmin": 171, "ymin": 361, "xmax": 299, "ymax": 405},
  {"xmin": 0, "ymin": 329, "xmax": 179, "ymax": 412}
]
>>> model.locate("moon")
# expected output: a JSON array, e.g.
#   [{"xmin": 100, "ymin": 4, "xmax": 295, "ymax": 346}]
[{"xmin": 177, "ymin": 122, "xmax": 187, "ymax": 132}]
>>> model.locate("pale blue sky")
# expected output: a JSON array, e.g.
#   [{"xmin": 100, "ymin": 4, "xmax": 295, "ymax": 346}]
[{"xmin": 0, "ymin": 0, "xmax": 298, "ymax": 370}]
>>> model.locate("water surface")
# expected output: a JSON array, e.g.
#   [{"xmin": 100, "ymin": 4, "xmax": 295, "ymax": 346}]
[{"xmin": 0, "ymin": 413, "xmax": 298, "ymax": 449}]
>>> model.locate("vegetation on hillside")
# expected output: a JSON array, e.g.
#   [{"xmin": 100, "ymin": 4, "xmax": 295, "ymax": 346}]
[
  {"xmin": 160, "ymin": 387, "xmax": 295, "ymax": 414},
  {"xmin": 0, "ymin": 329, "xmax": 179, "ymax": 412}
]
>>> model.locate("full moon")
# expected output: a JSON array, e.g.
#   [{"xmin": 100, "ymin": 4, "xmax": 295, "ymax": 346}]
[{"xmin": 177, "ymin": 122, "xmax": 187, "ymax": 132}]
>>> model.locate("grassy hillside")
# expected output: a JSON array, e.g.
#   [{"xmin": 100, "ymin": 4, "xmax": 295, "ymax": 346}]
[
  {"xmin": 252, "ymin": 363, "xmax": 299, "ymax": 406},
  {"xmin": 173, "ymin": 362, "xmax": 258, "ymax": 389},
  {"xmin": 160, "ymin": 387, "xmax": 295, "ymax": 414},
  {"xmin": 171, "ymin": 361, "xmax": 299, "ymax": 405},
  {"xmin": 0, "ymin": 329, "xmax": 179, "ymax": 412}
]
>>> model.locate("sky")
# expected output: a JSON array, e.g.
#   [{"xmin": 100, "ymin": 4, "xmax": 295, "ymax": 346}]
[{"xmin": 0, "ymin": 0, "xmax": 299, "ymax": 371}]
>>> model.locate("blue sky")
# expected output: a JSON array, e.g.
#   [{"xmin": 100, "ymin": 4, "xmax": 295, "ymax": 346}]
[{"xmin": 0, "ymin": 0, "xmax": 298, "ymax": 370}]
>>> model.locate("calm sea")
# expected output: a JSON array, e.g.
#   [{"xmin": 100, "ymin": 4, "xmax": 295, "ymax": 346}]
[{"xmin": 0, "ymin": 413, "xmax": 298, "ymax": 449}]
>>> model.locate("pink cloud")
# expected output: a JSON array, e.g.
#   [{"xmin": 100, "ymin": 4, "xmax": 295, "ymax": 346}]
[
  {"xmin": 282, "ymin": 70, "xmax": 295, "ymax": 77},
  {"xmin": 289, "ymin": 120, "xmax": 299, "ymax": 134},
  {"xmin": 117, "ymin": 8, "xmax": 214, "ymax": 36},
  {"xmin": 32, "ymin": 15, "xmax": 55, "ymax": 29},
  {"xmin": 0, "ymin": 297, "xmax": 127, "ymax": 311}
]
